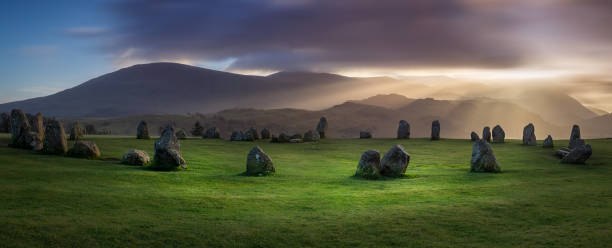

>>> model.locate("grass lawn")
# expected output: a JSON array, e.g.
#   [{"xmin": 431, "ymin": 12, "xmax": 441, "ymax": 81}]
[{"xmin": 0, "ymin": 133, "xmax": 611, "ymax": 247}]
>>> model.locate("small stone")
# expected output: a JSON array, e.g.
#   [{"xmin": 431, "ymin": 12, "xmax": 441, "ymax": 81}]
[
  {"xmin": 175, "ymin": 129, "xmax": 188, "ymax": 140},
  {"xmin": 543, "ymin": 135, "xmax": 554, "ymax": 148},
  {"xmin": 231, "ymin": 131, "xmax": 244, "ymax": 141},
  {"xmin": 137, "ymin": 121, "xmax": 150, "ymax": 139},
  {"xmin": 470, "ymin": 131, "xmax": 479, "ymax": 141},
  {"xmin": 303, "ymin": 130, "xmax": 320, "ymax": 142},
  {"xmin": 359, "ymin": 131, "xmax": 372, "ymax": 139},
  {"xmin": 122, "ymin": 150, "xmax": 151, "ymax": 166},
  {"xmin": 355, "ymin": 150, "xmax": 381, "ymax": 179},
  {"xmin": 67, "ymin": 141, "xmax": 101, "ymax": 159},
  {"xmin": 203, "ymin": 127, "xmax": 221, "ymax": 139},
  {"xmin": 260, "ymin": 128, "xmax": 271, "ymax": 139},
  {"xmin": 246, "ymin": 146, "xmax": 275, "ymax": 176}
]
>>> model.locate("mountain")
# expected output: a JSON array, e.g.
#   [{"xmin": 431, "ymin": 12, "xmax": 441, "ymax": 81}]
[
  {"xmin": 0, "ymin": 63, "xmax": 410, "ymax": 117},
  {"xmin": 586, "ymin": 106, "xmax": 609, "ymax": 116},
  {"xmin": 348, "ymin": 94, "xmax": 415, "ymax": 109}
]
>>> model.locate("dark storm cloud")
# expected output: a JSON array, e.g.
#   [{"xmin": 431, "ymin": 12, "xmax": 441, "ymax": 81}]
[{"xmin": 101, "ymin": 0, "xmax": 612, "ymax": 71}]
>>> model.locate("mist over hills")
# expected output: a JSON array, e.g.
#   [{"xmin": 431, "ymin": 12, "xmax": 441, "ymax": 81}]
[{"xmin": 1, "ymin": 62, "xmax": 610, "ymax": 138}]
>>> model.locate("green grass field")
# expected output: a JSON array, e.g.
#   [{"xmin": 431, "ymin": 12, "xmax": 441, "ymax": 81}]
[{"xmin": 1, "ymin": 133, "xmax": 611, "ymax": 247}]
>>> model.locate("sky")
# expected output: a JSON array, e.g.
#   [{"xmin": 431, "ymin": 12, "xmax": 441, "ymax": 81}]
[{"xmin": 1, "ymin": 0, "xmax": 611, "ymax": 111}]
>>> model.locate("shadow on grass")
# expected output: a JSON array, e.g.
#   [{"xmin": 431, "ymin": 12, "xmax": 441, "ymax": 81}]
[{"xmin": 349, "ymin": 174, "xmax": 420, "ymax": 181}]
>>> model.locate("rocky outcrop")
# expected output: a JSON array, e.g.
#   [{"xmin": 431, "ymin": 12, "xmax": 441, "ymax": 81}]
[
  {"xmin": 122, "ymin": 150, "xmax": 151, "ymax": 166},
  {"xmin": 136, "ymin": 121, "xmax": 150, "ymax": 139},
  {"xmin": 43, "ymin": 119, "xmax": 67, "ymax": 154},
  {"xmin": 152, "ymin": 125, "xmax": 186, "ymax": 170},
  {"xmin": 470, "ymin": 139, "xmax": 501, "ymax": 173},
  {"xmin": 246, "ymin": 146, "xmax": 275, "ymax": 176},
  {"xmin": 360, "ymin": 131, "xmax": 372, "ymax": 139},
  {"xmin": 303, "ymin": 130, "xmax": 320, "ymax": 142},
  {"xmin": 380, "ymin": 144, "xmax": 410, "ymax": 177},
  {"xmin": 492, "ymin": 125, "xmax": 505, "ymax": 143},
  {"xmin": 431, "ymin": 120, "xmax": 440, "ymax": 140},
  {"xmin": 316, "ymin": 117, "xmax": 328, "ymax": 138},
  {"xmin": 355, "ymin": 150, "xmax": 381, "ymax": 179},
  {"xmin": 397, "ymin": 120, "xmax": 410, "ymax": 139},
  {"xmin": 203, "ymin": 127, "xmax": 221, "ymax": 139},
  {"xmin": 67, "ymin": 141, "xmax": 101, "ymax": 159},
  {"xmin": 543, "ymin": 135, "xmax": 554, "ymax": 148},
  {"xmin": 470, "ymin": 131, "xmax": 479, "ymax": 141},
  {"xmin": 482, "ymin": 126, "xmax": 491, "ymax": 143},
  {"xmin": 522, "ymin": 123, "xmax": 537, "ymax": 146}
]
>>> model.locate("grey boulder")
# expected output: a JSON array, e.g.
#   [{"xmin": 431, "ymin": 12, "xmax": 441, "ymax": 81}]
[
  {"xmin": 355, "ymin": 150, "xmax": 381, "ymax": 179},
  {"xmin": 380, "ymin": 144, "xmax": 410, "ymax": 177},
  {"xmin": 152, "ymin": 125, "xmax": 186, "ymax": 170},
  {"xmin": 543, "ymin": 135, "xmax": 554, "ymax": 148},
  {"xmin": 122, "ymin": 150, "xmax": 151, "ymax": 166},
  {"xmin": 522, "ymin": 123, "xmax": 537, "ymax": 146},
  {"xmin": 397, "ymin": 120, "xmax": 410, "ymax": 139},
  {"xmin": 67, "ymin": 141, "xmax": 101, "ymax": 159},
  {"xmin": 492, "ymin": 125, "xmax": 505, "ymax": 143},
  {"xmin": 561, "ymin": 144, "xmax": 592, "ymax": 164},
  {"xmin": 246, "ymin": 146, "xmax": 275, "ymax": 176},
  {"xmin": 470, "ymin": 139, "xmax": 501, "ymax": 173}
]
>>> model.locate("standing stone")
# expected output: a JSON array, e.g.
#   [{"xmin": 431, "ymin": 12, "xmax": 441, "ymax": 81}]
[
  {"xmin": 85, "ymin": 124, "xmax": 97, "ymax": 135},
  {"xmin": 543, "ymin": 135, "xmax": 554, "ymax": 148},
  {"xmin": 316, "ymin": 117, "xmax": 328, "ymax": 139},
  {"xmin": 561, "ymin": 144, "xmax": 592, "ymax": 164},
  {"xmin": 470, "ymin": 139, "xmax": 501, "ymax": 173},
  {"xmin": 360, "ymin": 131, "xmax": 372, "ymax": 139},
  {"xmin": 136, "ymin": 121, "xmax": 150, "ymax": 139},
  {"xmin": 28, "ymin": 113, "xmax": 44, "ymax": 141},
  {"xmin": 246, "ymin": 146, "xmax": 275, "ymax": 176},
  {"xmin": 380, "ymin": 144, "xmax": 410, "ymax": 177},
  {"xmin": 482, "ymin": 126, "xmax": 491, "ymax": 143},
  {"xmin": 568, "ymin": 125, "xmax": 583, "ymax": 149},
  {"xmin": 261, "ymin": 128, "xmax": 271, "ymax": 139},
  {"xmin": 203, "ymin": 127, "xmax": 221, "ymax": 139},
  {"xmin": 470, "ymin": 131, "xmax": 480, "ymax": 141},
  {"xmin": 43, "ymin": 119, "xmax": 68, "ymax": 154},
  {"xmin": 191, "ymin": 121, "xmax": 204, "ymax": 136},
  {"xmin": 175, "ymin": 129, "xmax": 188, "ymax": 140},
  {"xmin": 67, "ymin": 141, "xmax": 101, "ymax": 159},
  {"xmin": 492, "ymin": 125, "xmax": 505, "ymax": 143},
  {"xmin": 243, "ymin": 130, "xmax": 256, "ymax": 141},
  {"xmin": 303, "ymin": 130, "xmax": 320, "ymax": 142},
  {"xmin": 122, "ymin": 150, "xmax": 151, "ymax": 166},
  {"xmin": 9, "ymin": 109, "xmax": 31, "ymax": 148},
  {"xmin": 355, "ymin": 150, "xmax": 381, "ymax": 179},
  {"xmin": 271, "ymin": 133, "xmax": 291, "ymax": 143},
  {"xmin": 0, "ymin": 112, "xmax": 9, "ymax": 133},
  {"xmin": 231, "ymin": 131, "xmax": 244, "ymax": 141},
  {"xmin": 248, "ymin": 127, "xmax": 259, "ymax": 140},
  {"xmin": 152, "ymin": 125, "xmax": 186, "ymax": 170},
  {"xmin": 397, "ymin": 120, "xmax": 410, "ymax": 139},
  {"xmin": 522, "ymin": 123, "xmax": 537, "ymax": 146},
  {"xmin": 431, "ymin": 120, "xmax": 440, "ymax": 140},
  {"xmin": 69, "ymin": 121, "xmax": 85, "ymax": 141}
]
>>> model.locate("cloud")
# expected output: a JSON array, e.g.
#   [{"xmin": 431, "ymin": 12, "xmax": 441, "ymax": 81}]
[{"xmin": 100, "ymin": 0, "xmax": 528, "ymax": 71}]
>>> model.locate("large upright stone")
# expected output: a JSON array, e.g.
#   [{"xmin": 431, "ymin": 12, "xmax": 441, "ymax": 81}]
[
  {"xmin": 316, "ymin": 117, "xmax": 328, "ymax": 139},
  {"xmin": 470, "ymin": 139, "xmax": 501, "ymax": 173},
  {"xmin": 303, "ymin": 130, "xmax": 320, "ymax": 142},
  {"xmin": 246, "ymin": 146, "xmax": 275, "ymax": 176},
  {"xmin": 9, "ymin": 109, "xmax": 31, "ymax": 148},
  {"xmin": 43, "ymin": 119, "xmax": 68, "ymax": 154},
  {"xmin": 470, "ymin": 131, "xmax": 480, "ymax": 141},
  {"xmin": 67, "ymin": 141, "xmax": 101, "ymax": 159},
  {"xmin": 482, "ymin": 126, "xmax": 491, "ymax": 143},
  {"xmin": 152, "ymin": 125, "xmax": 186, "ymax": 170},
  {"xmin": 0, "ymin": 112, "xmax": 9, "ymax": 133},
  {"xmin": 543, "ymin": 135, "xmax": 554, "ymax": 148},
  {"xmin": 431, "ymin": 120, "xmax": 440, "ymax": 140},
  {"xmin": 397, "ymin": 120, "xmax": 410, "ymax": 139},
  {"xmin": 137, "ymin": 121, "xmax": 150, "ymax": 139},
  {"xmin": 492, "ymin": 125, "xmax": 505, "ymax": 143},
  {"xmin": 203, "ymin": 127, "xmax": 221, "ymax": 139},
  {"xmin": 522, "ymin": 123, "xmax": 537, "ymax": 146},
  {"xmin": 568, "ymin": 125, "xmax": 583, "ymax": 149},
  {"xmin": 260, "ymin": 128, "xmax": 271, "ymax": 139},
  {"xmin": 561, "ymin": 144, "xmax": 592, "ymax": 164},
  {"xmin": 69, "ymin": 121, "xmax": 85, "ymax": 141},
  {"xmin": 355, "ymin": 150, "xmax": 381, "ymax": 179},
  {"xmin": 28, "ymin": 112, "xmax": 44, "ymax": 141},
  {"xmin": 380, "ymin": 144, "xmax": 410, "ymax": 177}
]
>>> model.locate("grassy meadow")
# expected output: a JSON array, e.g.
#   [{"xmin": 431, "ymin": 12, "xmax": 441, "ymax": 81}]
[{"xmin": 0, "ymin": 133, "xmax": 611, "ymax": 247}]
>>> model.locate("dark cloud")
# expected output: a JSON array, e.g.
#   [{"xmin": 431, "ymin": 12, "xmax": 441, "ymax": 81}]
[{"xmin": 100, "ymin": 0, "xmax": 612, "ymax": 71}]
